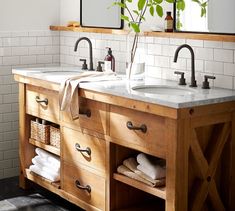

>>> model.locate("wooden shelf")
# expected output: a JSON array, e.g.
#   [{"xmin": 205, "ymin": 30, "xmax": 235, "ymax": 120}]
[
  {"xmin": 29, "ymin": 138, "xmax": 60, "ymax": 156},
  {"xmin": 50, "ymin": 25, "xmax": 129, "ymax": 35},
  {"xmin": 25, "ymin": 169, "xmax": 61, "ymax": 191},
  {"xmin": 144, "ymin": 31, "xmax": 235, "ymax": 42},
  {"xmin": 113, "ymin": 173, "xmax": 166, "ymax": 200},
  {"xmin": 114, "ymin": 203, "xmax": 164, "ymax": 211}
]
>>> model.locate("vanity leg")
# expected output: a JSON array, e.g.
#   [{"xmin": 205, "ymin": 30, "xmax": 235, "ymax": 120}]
[
  {"xmin": 166, "ymin": 118, "xmax": 189, "ymax": 211},
  {"xmin": 18, "ymin": 83, "xmax": 34, "ymax": 189}
]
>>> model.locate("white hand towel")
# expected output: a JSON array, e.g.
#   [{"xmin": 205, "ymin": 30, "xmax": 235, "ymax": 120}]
[
  {"xmin": 137, "ymin": 153, "xmax": 166, "ymax": 170},
  {"xmin": 33, "ymin": 156, "xmax": 60, "ymax": 173},
  {"xmin": 35, "ymin": 148, "xmax": 60, "ymax": 168},
  {"xmin": 29, "ymin": 165, "xmax": 60, "ymax": 182},
  {"xmin": 59, "ymin": 72, "xmax": 119, "ymax": 120},
  {"xmin": 32, "ymin": 157, "xmax": 60, "ymax": 174},
  {"xmin": 137, "ymin": 164, "xmax": 166, "ymax": 180}
]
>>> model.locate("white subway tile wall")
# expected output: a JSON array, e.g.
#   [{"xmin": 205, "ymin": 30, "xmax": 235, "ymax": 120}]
[
  {"xmin": 0, "ymin": 29, "xmax": 235, "ymax": 179},
  {"xmin": 60, "ymin": 32, "xmax": 235, "ymax": 89},
  {"xmin": 0, "ymin": 30, "xmax": 60, "ymax": 179}
]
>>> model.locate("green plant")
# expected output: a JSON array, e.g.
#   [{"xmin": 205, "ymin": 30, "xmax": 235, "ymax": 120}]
[{"xmin": 112, "ymin": 0, "xmax": 207, "ymax": 77}]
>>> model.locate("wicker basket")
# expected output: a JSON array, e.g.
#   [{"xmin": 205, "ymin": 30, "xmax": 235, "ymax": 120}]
[
  {"xmin": 50, "ymin": 125, "xmax": 60, "ymax": 148},
  {"xmin": 30, "ymin": 120, "xmax": 50, "ymax": 144}
]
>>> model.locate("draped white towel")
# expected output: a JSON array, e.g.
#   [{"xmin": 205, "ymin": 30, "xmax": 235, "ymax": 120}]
[
  {"xmin": 29, "ymin": 164, "xmax": 60, "ymax": 182},
  {"xmin": 59, "ymin": 71, "xmax": 119, "ymax": 120},
  {"xmin": 136, "ymin": 153, "xmax": 166, "ymax": 180},
  {"xmin": 35, "ymin": 148, "xmax": 60, "ymax": 169},
  {"xmin": 32, "ymin": 156, "xmax": 60, "ymax": 174}
]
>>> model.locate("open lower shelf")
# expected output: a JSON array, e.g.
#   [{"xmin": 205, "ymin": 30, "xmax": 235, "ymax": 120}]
[
  {"xmin": 29, "ymin": 138, "xmax": 60, "ymax": 156},
  {"xmin": 113, "ymin": 173, "xmax": 166, "ymax": 200},
  {"xmin": 114, "ymin": 203, "xmax": 164, "ymax": 211},
  {"xmin": 25, "ymin": 169, "xmax": 61, "ymax": 194}
]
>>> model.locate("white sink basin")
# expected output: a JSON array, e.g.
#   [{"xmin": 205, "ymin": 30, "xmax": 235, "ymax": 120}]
[
  {"xmin": 41, "ymin": 70, "xmax": 83, "ymax": 75},
  {"xmin": 131, "ymin": 85, "xmax": 197, "ymax": 96}
]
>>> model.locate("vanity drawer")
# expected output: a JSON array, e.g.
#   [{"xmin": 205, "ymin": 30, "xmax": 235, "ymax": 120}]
[
  {"xmin": 26, "ymin": 85, "xmax": 59, "ymax": 123},
  {"xmin": 110, "ymin": 105, "xmax": 167, "ymax": 157},
  {"xmin": 61, "ymin": 98, "xmax": 107, "ymax": 135},
  {"xmin": 62, "ymin": 162, "xmax": 105, "ymax": 211},
  {"xmin": 62, "ymin": 127, "xmax": 106, "ymax": 174}
]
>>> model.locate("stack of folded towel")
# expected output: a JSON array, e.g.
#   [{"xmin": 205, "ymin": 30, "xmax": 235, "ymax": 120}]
[
  {"xmin": 117, "ymin": 153, "xmax": 166, "ymax": 187},
  {"xmin": 29, "ymin": 148, "xmax": 60, "ymax": 182}
]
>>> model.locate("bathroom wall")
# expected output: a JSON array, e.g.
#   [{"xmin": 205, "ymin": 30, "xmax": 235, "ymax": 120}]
[
  {"xmin": 60, "ymin": 32, "xmax": 235, "ymax": 89},
  {"xmin": 0, "ymin": 0, "xmax": 60, "ymax": 179}
]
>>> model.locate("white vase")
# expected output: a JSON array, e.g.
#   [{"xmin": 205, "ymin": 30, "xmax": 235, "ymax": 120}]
[{"xmin": 126, "ymin": 62, "xmax": 145, "ymax": 80}]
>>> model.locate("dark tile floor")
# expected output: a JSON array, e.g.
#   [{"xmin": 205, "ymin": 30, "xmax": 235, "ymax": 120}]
[{"xmin": 0, "ymin": 177, "xmax": 84, "ymax": 211}]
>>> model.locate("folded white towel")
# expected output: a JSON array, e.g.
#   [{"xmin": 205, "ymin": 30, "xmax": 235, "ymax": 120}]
[
  {"xmin": 59, "ymin": 72, "xmax": 119, "ymax": 120},
  {"xmin": 29, "ymin": 164, "xmax": 60, "ymax": 182},
  {"xmin": 32, "ymin": 157, "xmax": 60, "ymax": 175},
  {"xmin": 136, "ymin": 153, "xmax": 166, "ymax": 180},
  {"xmin": 123, "ymin": 157, "xmax": 161, "ymax": 185},
  {"xmin": 35, "ymin": 148, "xmax": 60, "ymax": 168},
  {"xmin": 33, "ymin": 155, "xmax": 60, "ymax": 172},
  {"xmin": 137, "ymin": 164, "xmax": 166, "ymax": 180}
]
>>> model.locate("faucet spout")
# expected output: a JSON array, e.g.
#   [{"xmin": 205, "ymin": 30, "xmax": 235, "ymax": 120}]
[
  {"xmin": 74, "ymin": 37, "xmax": 94, "ymax": 71},
  {"xmin": 174, "ymin": 44, "xmax": 197, "ymax": 87}
]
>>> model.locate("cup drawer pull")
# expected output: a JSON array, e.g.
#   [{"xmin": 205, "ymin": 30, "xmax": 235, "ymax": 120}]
[
  {"xmin": 79, "ymin": 108, "xmax": 91, "ymax": 117},
  {"xmin": 35, "ymin": 96, "xmax": 48, "ymax": 105},
  {"xmin": 75, "ymin": 180, "xmax": 91, "ymax": 193},
  {"xmin": 75, "ymin": 143, "xmax": 91, "ymax": 156},
  {"xmin": 126, "ymin": 121, "xmax": 147, "ymax": 133}
]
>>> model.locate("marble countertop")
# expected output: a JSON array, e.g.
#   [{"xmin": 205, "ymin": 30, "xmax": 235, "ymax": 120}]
[{"xmin": 12, "ymin": 66, "xmax": 235, "ymax": 109}]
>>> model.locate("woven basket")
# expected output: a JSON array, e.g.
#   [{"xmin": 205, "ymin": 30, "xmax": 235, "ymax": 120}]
[
  {"xmin": 30, "ymin": 120, "xmax": 50, "ymax": 144},
  {"xmin": 50, "ymin": 125, "xmax": 60, "ymax": 148}
]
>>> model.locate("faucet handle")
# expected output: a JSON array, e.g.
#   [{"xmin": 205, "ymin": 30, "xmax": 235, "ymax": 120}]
[
  {"xmin": 202, "ymin": 75, "xmax": 216, "ymax": 89},
  {"xmin": 174, "ymin": 71, "xmax": 186, "ymax": 85},
  {"xmin": 96, "ymin": 61, "xmax": 104, "ymax": 72},
  {"xmin": 80, "ymin": 59, "xmax": 88, "ymax": 70}
]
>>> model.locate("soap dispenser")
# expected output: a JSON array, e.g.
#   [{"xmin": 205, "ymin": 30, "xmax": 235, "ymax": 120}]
[{"xmin": 104, "ymin": 47, "xmax": 115, "ymax": 72}]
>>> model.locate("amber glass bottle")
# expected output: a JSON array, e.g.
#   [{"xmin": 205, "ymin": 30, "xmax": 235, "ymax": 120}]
[{"xmin": 164, "ymin": 11, "xmax": 173, "ymax": 32}]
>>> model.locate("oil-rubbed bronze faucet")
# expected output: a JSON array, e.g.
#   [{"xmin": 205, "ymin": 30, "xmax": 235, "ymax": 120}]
[
  {"xmin": 74, "ymin": 37, "xmax": 94, "ymax": 71},
  {"xmin": 174, "ymin": 44, "xmax": 197, "ymax": 87}
]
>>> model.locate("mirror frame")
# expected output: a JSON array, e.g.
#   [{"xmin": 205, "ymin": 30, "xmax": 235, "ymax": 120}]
[
  {"xmin": 80, "ymin": 0, "xmax": 124, "ymax": 29},
  {"xmin": 173, "ymin": 3, "xmax": 235, "ymax": 35}
]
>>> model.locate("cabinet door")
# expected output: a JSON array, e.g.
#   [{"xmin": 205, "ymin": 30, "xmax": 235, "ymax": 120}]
[{"xmin": 62, "ymin": 127, "xmax": 106, "ymax": 175}]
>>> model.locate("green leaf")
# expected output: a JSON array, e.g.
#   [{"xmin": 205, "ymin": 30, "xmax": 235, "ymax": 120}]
[
  {"xmin": 138, "ymin": 0, "xmax": 146, "ymax": 10},
  {"xmin": 156, "ymin": 5, "xmax": 163, "ymax": 17},
  {"xmin": 201, "ymin": 2, "xmax": 207, "ymax": 7},
  {"xmin": 201, "ymin": 7, "xmax": 206, "ymax": 17},
  {"xmin": 133, "ymin": 10, "xmax": 140, "ymax": 16},
  {"xmin": 121, "ymin": 14, "xmax": 129, "ymax": 22},
  {"xmin": 130, "ymin": 22, "xmax": 140, "ymax": 33},
  {"xmin": 149, "ymin": 6, "xmax": 154, "ymax": 16},
  {"xmin": 176, "ymin": 0, "xmax": 185, "ymax": 11},
  {"xmin": 165, "ymin": 0, "xmax": 175, "ymax": 3},
  {"xmin": 126, "ymin": 0, "xmax": 132, "ymax": 2},
  {"xmin": 112, "ymin": 2, "xmax": 126, "ymax": 8},
  {"xmin": 191, "ymin": 0, "xmax": 200, "ymax": 3},
  {"xmin": 154, "ymin": 0, "xmax": 163, "ymax": 3}
]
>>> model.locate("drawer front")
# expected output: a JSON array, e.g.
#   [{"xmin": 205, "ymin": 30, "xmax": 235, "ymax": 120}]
[
  {"xmin": 62, "ymin": 162, "xmax": 105, "ymax": 210},
  {"xmin": 26, "ymin": 85, "xmax": 59, "ymax": 123},
  {"xmin": 62, "ymin": 127, "xmax": 106, "ymax": 174},
  {"xmin": 110, "ymin": 105, "xmax": 167, "ymax": 156},
  {"xmin": 61, "ymin": 98, "xmax": 107, "ymax": 134}
]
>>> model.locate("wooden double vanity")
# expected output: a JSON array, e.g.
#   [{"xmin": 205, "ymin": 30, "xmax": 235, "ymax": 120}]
[{"xmin": 14, "ymin": 71, "xmax": 235, "ymax": 211}]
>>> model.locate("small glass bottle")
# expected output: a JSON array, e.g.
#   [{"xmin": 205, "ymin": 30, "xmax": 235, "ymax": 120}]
[{"xmin": 164, "ymin": 11, "xmax": 173, "ymax": 32}]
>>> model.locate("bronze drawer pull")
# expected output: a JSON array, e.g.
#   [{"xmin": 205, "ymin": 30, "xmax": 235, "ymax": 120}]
[
  {"xmin": 126, "ymin": 121, "xmax": 147, "ymax": 133},
  {"xmin": 75, "ymin": 143, "xmax": 91, "ymax": 156},
  {"xmin": 75, "ymin": 180, "xmax": 91, "ymax": 193},
  {"xmin": 79, "ymin": 108, "xmax": 91, "ymax": 117},
  {"xmin": 35, "ymin": 96, "xmax": 48, "ymax": 105}
]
